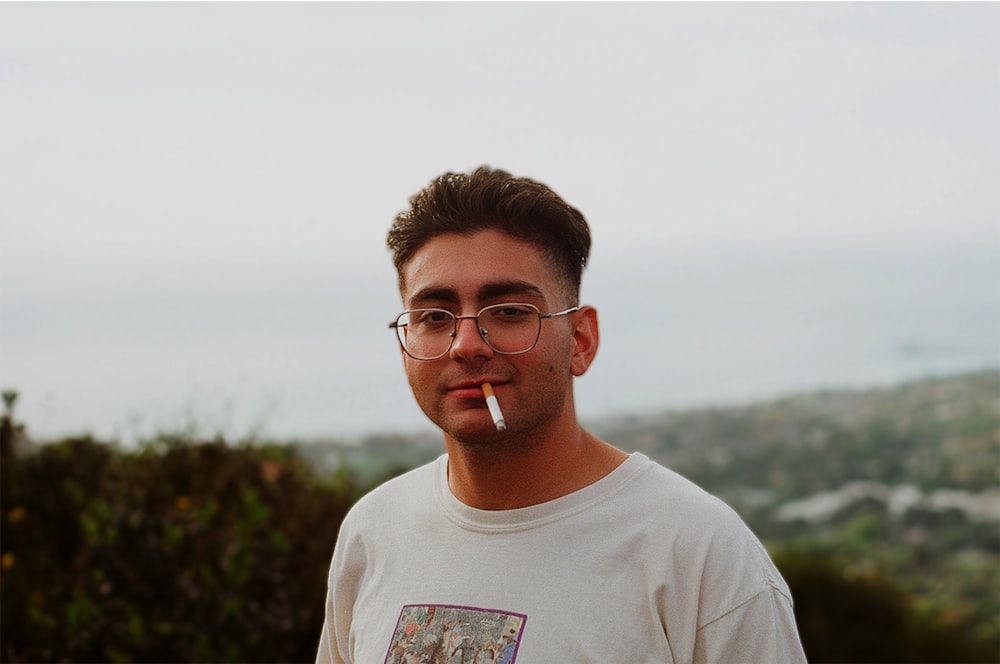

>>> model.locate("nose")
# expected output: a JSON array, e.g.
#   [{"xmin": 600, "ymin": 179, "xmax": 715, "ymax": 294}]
[{"xmin": 448, "ymin": 315, "xmax": 494, "ymax": 361}]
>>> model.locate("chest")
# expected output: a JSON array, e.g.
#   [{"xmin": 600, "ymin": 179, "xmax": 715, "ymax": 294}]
[{"xmin": 348, "ymin": 522, "xmax": 685, "ymax": 663}]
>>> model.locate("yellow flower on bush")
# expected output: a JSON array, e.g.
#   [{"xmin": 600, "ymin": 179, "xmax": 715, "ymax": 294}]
[
  {"xmin": 8, "ymin": 506, "xmax": 26, "ymax": 524},
  {"xmin": 174, "ymin": 496, "xmax": 191, "ymax": 512},
  {"xmin": 1, "ymin": 553, "xmax": 14, "ymax": 571}
]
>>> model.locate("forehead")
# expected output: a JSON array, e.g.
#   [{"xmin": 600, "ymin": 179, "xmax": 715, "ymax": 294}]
[{"xmin": 400, "ymin": 229, "xmax": 562, "ymax": 307}]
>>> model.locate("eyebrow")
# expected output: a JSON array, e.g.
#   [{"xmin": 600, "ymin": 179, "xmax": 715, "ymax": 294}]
[{"xmin": 408, "ymin": 280, "xmax": 545, "ymax": 308}]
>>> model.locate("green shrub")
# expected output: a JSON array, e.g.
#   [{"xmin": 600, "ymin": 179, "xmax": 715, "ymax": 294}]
[
  {"xmin": 2, "ymin": 427, "xmax": 360, "ymax": 663},
  {"xmin": 775, "ymin": 549, "xmax": 998, "ymax": 663}
]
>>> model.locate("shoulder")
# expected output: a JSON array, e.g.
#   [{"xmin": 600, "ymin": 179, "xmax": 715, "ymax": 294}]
[
  {"xmin": 341, "ymin": 455, "xmax": 442, "ymax": 527},
  {"xmin": 623, "ymin": 454, "xmax": 745, "ymax": 528},
  {"xmin": 625, "ymin": 455, "xmax": 788, "ymax": 586},
  {"xmin": 622, "ymin": 456, "xmax": 795, "ymax": 624},
  {"xmin": 590, "ymin": 454, "xmax": 764, "ymax": 565}
]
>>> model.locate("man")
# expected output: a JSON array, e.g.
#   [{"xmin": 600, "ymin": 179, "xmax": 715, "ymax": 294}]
[{"xmin": 317, "ymin": 167, "xmax": 806, "ymax": 663}]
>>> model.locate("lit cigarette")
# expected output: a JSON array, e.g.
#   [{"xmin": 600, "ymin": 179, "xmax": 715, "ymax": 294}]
[{"xmin": 481, "ymin": 383, "xmax": 507, "ymax": 432}]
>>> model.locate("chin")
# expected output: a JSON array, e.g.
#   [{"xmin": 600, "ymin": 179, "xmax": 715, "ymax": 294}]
[{"xmin": 443, "ymin": 419, "xmax": 509, "ymax": 447}]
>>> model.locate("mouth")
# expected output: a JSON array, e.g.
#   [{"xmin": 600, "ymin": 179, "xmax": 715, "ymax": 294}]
[{"xmin": 447, "ymin": 380, "xmax": 505, "ymax": 400}]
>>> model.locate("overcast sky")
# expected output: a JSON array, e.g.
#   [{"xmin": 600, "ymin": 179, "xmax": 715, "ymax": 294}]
[{"xmin": 2, "ymin": 3, "xmax": 998, "ymax": 443}]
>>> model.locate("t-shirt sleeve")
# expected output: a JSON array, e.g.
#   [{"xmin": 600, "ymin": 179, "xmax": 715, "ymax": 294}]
[
  {"xmin": 315, "ymin": 607, "xmax": 341, "ymax": 664},
  {"xmin": 663, "ymin": 482, "xmax": 807, "ymax": 664},
  {"xmin": 316, "ymin": 508, "xmax": 367, "ymax": 664},
  {"xmin": 692, "ymin": 578, "xmax": 806, "ymax": 664}
]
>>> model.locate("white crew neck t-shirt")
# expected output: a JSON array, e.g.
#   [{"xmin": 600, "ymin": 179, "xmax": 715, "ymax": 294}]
[{"xmin": 318, "ymin": 453, "xmax": 805, "ymax": 664}]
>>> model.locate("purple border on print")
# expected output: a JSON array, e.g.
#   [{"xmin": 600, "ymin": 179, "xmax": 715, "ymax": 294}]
[{"xmin": 384, "ymin": 603, "xmax": 528, "ymax": 664}]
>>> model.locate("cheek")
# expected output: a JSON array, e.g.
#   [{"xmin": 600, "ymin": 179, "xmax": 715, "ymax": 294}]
[
  {"xmin": 403, "ymin": 360, "xmax": 425, "ymax": 390},
  {"xmin": 404, "ymin": 361, "xmax": 445, "ymax": 404}
]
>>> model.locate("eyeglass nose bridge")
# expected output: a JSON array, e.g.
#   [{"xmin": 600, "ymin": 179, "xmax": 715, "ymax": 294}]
[{"xmin": 448, "ymin": 313, "xmax": 492, "ymax": 347}]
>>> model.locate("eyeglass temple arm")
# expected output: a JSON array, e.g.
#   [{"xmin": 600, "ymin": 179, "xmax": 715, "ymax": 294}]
[{"xmin": 539, "ymin": 306, "xmax": 581, "ymax": 319}]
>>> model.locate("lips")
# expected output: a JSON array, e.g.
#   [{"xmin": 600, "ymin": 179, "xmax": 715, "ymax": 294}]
[{"xmin": 446, "ymin": 380, "xmax": 505, "ymax": 400}]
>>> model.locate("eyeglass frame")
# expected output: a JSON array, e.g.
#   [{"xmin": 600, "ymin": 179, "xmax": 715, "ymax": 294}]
[{"xmin": 388, "ymin": 302, "xmax": 581, "ymax": 361}]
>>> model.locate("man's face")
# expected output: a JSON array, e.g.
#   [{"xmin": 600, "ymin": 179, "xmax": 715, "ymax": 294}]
[{"xmin": 398, "ymin": 228, "xmax": 583, "ymax": 444}]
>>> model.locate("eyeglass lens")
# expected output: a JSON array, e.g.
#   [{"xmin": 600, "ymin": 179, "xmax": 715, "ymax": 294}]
[{"xmin": 395, "ymin": 304, "xmax": 542, "ymax": 360}]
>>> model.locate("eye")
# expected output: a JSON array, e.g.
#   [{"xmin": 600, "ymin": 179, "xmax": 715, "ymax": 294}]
[
  {"xmin": 406, "ymin": 309, "xmax": 454, "ymax": 333},
  {"xmin": 485, "ymin": 304, "xmax": 537, "ymax": 324},
  {"xmin": 417, "ymin": 310, "xmax": 453, "ymax": 324}
]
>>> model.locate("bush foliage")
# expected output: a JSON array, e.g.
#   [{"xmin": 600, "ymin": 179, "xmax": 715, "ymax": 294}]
[{"xmin": 2, "ymin": 412, "xmax": 360, "ymax": 662}]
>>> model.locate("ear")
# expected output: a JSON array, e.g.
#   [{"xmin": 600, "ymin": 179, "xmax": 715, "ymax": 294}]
[{"xmin": 569, "ymin": 306, "xmax": 599, "ymax": 377}]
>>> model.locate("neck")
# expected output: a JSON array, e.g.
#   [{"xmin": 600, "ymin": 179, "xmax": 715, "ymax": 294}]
[{"xmin": 443, "ymin": 421, "xmax": 628, "ymax": 511}]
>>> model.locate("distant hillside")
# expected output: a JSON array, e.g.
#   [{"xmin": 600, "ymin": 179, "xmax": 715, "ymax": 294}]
[{"xmin": 588, "ymin": 368, "xmax": 999, "ymax": 521}]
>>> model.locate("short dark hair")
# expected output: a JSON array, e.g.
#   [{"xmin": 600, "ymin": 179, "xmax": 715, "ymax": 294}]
[{"xmin": 387, "ymin": 166, "xmax": 591, "ymax": 301}]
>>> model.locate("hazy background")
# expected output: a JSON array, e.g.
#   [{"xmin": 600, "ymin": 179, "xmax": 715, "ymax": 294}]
[{"xmin": 2, "ymin": 2, "xmax": 998, "ymax": 444}]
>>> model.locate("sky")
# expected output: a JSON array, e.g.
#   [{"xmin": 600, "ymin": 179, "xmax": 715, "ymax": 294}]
[{"xmin": 2, "ymin": 2, "xmax": 998, "ymax": 444}]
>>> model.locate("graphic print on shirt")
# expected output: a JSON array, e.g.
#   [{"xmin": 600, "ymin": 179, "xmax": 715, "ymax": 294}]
[{"xmin": 384, "ymin": 604, "xmax": 527, "ymax": 664}]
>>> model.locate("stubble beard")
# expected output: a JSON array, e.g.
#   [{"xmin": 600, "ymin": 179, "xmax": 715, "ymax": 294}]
[{"xmin": 443, "ymin": 379, "xmax": 571, "ymax": 459}]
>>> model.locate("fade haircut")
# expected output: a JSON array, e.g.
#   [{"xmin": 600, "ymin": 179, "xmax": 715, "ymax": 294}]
[{"xmin": 387, "ymin": 166, "xmax": 591, "ymax": 301}]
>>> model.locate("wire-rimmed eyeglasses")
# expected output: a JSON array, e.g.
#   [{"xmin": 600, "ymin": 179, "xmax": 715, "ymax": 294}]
[{"xmin": 389, "ymin": 302, "xmax": 580, "ymax": 361}]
